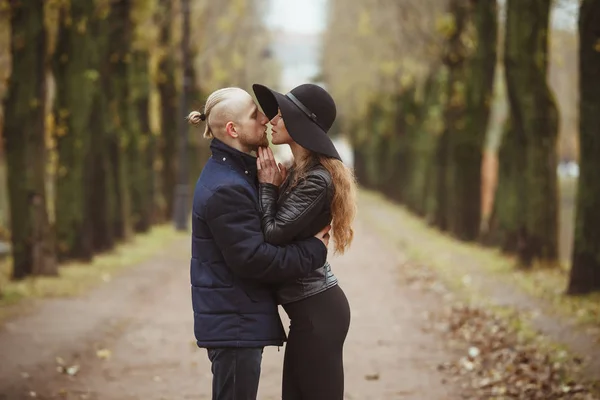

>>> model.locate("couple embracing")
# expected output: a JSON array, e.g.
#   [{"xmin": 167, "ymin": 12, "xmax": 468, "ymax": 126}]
[{"xmin": 188, "ymin": 82, "xmax": 357, "ymax": 400}]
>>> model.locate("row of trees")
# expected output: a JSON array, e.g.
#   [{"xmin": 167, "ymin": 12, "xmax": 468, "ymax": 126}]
[
  {"xmin": 0, "ymin": 0, "xmax": 278, "ymax": 280},
  {"xmin": 322, "ymin": 0, "xmax": 600, "ymax": 294}
]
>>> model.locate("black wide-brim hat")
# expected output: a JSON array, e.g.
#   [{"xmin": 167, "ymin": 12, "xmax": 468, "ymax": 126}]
[{"xmin": 252, "ymin": 83, "xmax": 342, "ymax": 161}]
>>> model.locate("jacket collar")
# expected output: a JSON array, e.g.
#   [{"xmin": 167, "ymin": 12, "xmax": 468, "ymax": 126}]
[
  {"xmin": 280, "ymin": 155, "xmax": 321, "ymax": 193},
  {"xmin": 286, "ymin": 154, "xmax": 320, "ymax": 178},
  {"xmin": 210, "ymin": 138, "xmax": 258, "ymax": 182}
]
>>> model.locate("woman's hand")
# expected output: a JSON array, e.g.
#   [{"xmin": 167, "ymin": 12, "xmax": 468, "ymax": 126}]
[
  {"xmin": 257, "ymin": 147, "xmax": 287, "ymax": 186},
  {"xmin": 314, "ymin": 225, "xmax": 331, "ymax": 248}
]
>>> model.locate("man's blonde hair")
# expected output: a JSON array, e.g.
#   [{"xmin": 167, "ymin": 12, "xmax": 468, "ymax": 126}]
[{"xmin": 187, "ymin": 87, "xmax": 250, "ymax": 139}]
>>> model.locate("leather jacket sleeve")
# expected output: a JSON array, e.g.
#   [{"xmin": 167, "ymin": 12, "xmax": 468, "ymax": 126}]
[{"xmin": 259, "ymin": 172, "xmax": 330, "ymax": 246}]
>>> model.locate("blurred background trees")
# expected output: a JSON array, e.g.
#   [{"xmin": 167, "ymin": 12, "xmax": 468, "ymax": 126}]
[
  {"xmin": 322, "ymin": 0, "xmax": 599, "ymax": 293},
  {"xmin": 0, "ymin": 0, "xmax": 598, "ymax": 295},
  {"xmin": 0, "ymin": 0, "xmax": 278, "ymax": 279}
]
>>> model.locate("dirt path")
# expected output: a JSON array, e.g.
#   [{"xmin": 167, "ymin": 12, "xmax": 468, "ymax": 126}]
[
  {"xmin": 359, "ymin": 192, "xmax": 600, "ymax": 384},
  {"xmin": 0, "ymin": 209, "xmax": 463, "ymax": 399}
]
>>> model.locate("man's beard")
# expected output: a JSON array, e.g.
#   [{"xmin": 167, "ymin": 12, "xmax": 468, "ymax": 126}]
[{"xmin": 240, "ymin": 131, "xmax": 269, "ymax": 151}]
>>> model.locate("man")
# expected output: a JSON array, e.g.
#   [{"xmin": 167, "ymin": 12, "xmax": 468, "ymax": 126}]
[{"xmin": 188, "ymin": 87, "xmax": 330, "ymax": 400}]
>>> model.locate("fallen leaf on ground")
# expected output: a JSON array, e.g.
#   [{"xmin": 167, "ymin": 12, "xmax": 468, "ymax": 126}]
[
  {"xmin": 96, "ymin": 348, "xmax": 112, "ymax": 359},
  {"xmin": 430, "ymin": 304, "xmax": 598, "ymax": 399},
  {"xmin": 365, "ymin": 373, "xmax": 380, "ymax": 381},
  {"xmin": 405, "ymin": 261, "xmax": 599, "ymax": 399},
  {"xmin": 66, "ymin": 365, "xmax": 80, "ymax": 376}
]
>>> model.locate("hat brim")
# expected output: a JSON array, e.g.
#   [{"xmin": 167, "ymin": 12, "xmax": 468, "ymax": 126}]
[{"xmin": 252, "ymin": 84, "xmax": 341, "ymax": 161}]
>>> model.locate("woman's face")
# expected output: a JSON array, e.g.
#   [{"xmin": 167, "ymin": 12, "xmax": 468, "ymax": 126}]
[{"xmin": 269, "ymin": 108, "xmax": 293, "ymax": 145}]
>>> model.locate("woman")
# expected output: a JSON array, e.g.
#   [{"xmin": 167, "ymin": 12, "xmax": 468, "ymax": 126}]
[{"xmin": 252, "ymin": 83, "xmax": 358, "ymax": 400}]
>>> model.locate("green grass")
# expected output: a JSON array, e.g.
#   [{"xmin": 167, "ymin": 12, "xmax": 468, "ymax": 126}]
[
  {"xmin": 0, "ymin": 224, "xmax": 186, "ymax": 322},
  {"xmin": 360, "ymin": 189, "xmax": 600, "ymax": 330}
]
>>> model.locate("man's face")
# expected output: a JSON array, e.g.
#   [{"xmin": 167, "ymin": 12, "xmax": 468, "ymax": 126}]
[{"xmin": 237, "ymin": 98, "xmax": 269, "ymax": 151}]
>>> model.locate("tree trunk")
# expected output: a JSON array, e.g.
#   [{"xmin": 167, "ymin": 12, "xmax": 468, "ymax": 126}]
[
  {"xmin": 107, "ymin": 0, "xmax": 133, "ymax": 241},
  {"xmin": 128, "ymin": 50, "xmax": 153, "ymax": 233},
  {"xmin": 186, "ymin": 46, "xmax": 208, "ymax": 203},
  {"xmin": 88, "ymin": 2, "xmax": 115, "ymax": 252},
  {"xmin": 388, "ymin": 89, "xmax": 417, "ymax": 204},
  {"xmin": 419, "ymin": 68, "xmax": 448, "ymax": 224},
  {"xmin": 353, "ymin": 147, "xmax": 369, "ymax": 189},
  {"xmin": 3, "ymin": 0, "xmax": 57, "ymax": 278},
  {"xmin": 156, "ymin": 0, "xmax": 178, "ymax": 222},
  {"xmin": 359, "ymin": 100, "xmax": 388, "ymax": 191},
  {"xmin": 52, "ymin": 1, "xmax": 96, "ymax": 261},
  {"xmin": 437, "ymin": 0, "xmax": 470, "ymax": 232},
  {"xmin": 451, "ymin": 0, "xmax": 497, "ymax": 241},
  {"xmin": 405, "ymin": 70, "xmax": 445, "ymax": 217},
  {"xmin": 434, "ymin": 121, "xmax": 452, "ymax": 231},
  {"xmin": 504, "ymin": 0, "xmax": 559, "ymax": 267},
  {"xmin": 173, "ymin": 0, "xmax": 192, "ymax": 231},
  {"xmin": 493, "ymin": 115, "xmax": 527, "ymax": 252},
  {"xmin": 88, "ymin": 91, "xmax": 115, "ymax": 252},
  {"xmin": 372, "ymin": 94, "xmax": 408, "ymax": 202},
  {"xmin": 567, "ymin": 0, "xmax": 600, "ymax": 294}
]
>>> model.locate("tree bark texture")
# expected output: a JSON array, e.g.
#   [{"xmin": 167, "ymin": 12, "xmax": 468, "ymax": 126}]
[
  {"xmin": 88, "ymin": 2, "xmax": 116, "ymax": 252},
  {"xmin": 451, "ymin": 0, "xmax": 497, "ymax": 241},
  {"xmin": 493, "ymin": 116, "xmax": 527, "ymax": 253},
  {"xmin": 567, "ymin": 0, "xmax": 600, "ymax": 294},
  {"xmin": 405, "ymin": 70, "xmax": 446, "ymax": 217},
  {"xmin": 437, "ymin": 0, "xmax": 470, "ymax": 232},
  {"xmin": 4, "ymin": 0, "xmax": 57, "ymax": 278},
  {"xmin": 504, "ymin": 0, "xmax": 559, "ymax": 266},
  {"xmin": 106, "ymin": 0, "xmax": 133, "ymax": 241},
  {"xmin": 128, "ymin": 50, "xmax": 153, "ymax": 233},
  {"xmin": 156, "ymin": 0, "xmax": 178, "ymax": 222},
  {"xmin": 52, "ymin": 0, "xmax": 97, "ymax": 261}
]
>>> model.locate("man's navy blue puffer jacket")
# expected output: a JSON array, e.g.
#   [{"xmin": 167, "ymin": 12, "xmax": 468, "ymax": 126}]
[{"xmin": 191, "ymin": 139, "xmax": 327, "ymax": 348}]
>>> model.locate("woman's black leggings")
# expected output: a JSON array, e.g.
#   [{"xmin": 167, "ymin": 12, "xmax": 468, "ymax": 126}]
[{"xmin": 281, "ymin": 284, "xmax": 351, "ymax": 400}]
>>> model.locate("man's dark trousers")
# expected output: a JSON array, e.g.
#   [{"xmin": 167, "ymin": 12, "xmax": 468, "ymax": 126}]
[{"xmin": 207, "ymin": 347, "xmax": 264, "ymax": 400}]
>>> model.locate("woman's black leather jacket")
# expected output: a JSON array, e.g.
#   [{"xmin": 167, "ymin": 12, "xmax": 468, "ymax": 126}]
[{"xmin": 259, "ymin": 162, "xmax": 338, "ymax": 304}]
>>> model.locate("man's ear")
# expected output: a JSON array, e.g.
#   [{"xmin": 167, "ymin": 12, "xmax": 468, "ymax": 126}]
[{"xmin": 225, "ymin": 121, "xmax": 238, "ymax": 138}]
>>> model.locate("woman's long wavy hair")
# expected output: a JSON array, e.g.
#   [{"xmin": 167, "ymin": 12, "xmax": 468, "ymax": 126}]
[{"xmin": 289, "ymin": 152, "xmax": 358, "ymax": 254}]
